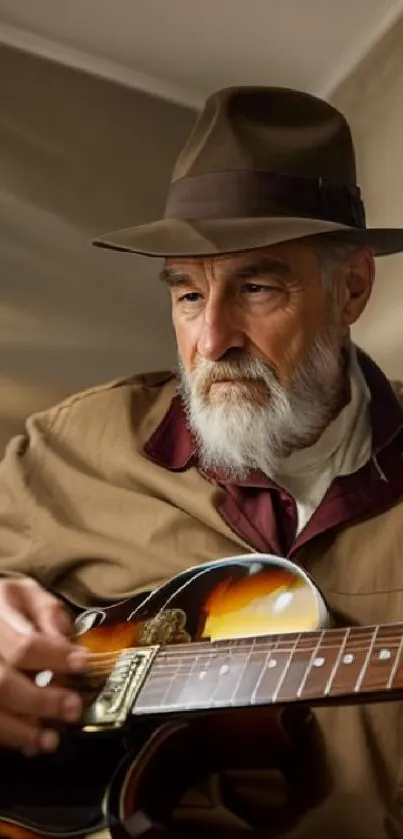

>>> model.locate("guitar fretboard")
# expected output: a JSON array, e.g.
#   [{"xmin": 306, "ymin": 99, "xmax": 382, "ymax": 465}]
[{"xmin": 133, "ymin": 624, "xmax": 403, "ymax": 715}]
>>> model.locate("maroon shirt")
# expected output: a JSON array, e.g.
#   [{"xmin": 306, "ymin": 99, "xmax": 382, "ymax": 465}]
[{"xmin": 144, "ymin": 350, "xmax": 403, "ymax": 559}]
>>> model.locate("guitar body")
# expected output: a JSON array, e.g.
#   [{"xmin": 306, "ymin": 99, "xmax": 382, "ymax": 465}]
[{"xmin": 0, "ymin": 554, "xmax": 335, "ymax": 839}]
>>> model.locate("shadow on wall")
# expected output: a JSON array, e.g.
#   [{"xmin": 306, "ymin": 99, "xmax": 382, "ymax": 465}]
[{"xmin": 0, "ymin": 43, "xmax": 197, "ymax": 453}]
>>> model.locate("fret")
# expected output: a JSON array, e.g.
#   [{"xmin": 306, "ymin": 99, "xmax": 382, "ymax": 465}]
[
  {"xmin": 134, "ymin": 650, "xmax": 190, "ymax": 711},
  {"xmin": 232, "ymin": 643, "xmax": 273, "ymax": 706},
  {"xmin": 208, "ymin": 643, "xmax": 252, "ymax": 707},
  {"xmin": 251, "ymin": 632, "xmax": 300, "ymax": 705},
  {"xmin": 327, "ymin": 627, "xmax": 379, "ymax": 697},
  {"xmin": 358, "ymin": 624, "xmax": 403, "ymax": 694},
  {"xmin": 273, "ymin": 631, "xmax": 321, "ymax": 703},
  {"xmin": 159, "ymin": 649, "xmax": 217, "ymax": 709},
  {"xmin": 387, "ymin": 629, "xmax": 403, "ymax": 690},
  {"xmin": 164, "ymin": 651, "xmax": 220, "ymax": 710},
  {"xmin": 355, "ymin": 626, "xmax": 378, "ymax": 692},
  {"xmin": 298, "ymin": 628, "xmax": 348, "ymax": 700}
]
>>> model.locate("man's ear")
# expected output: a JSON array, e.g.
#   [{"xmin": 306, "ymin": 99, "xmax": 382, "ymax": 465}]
[{"xmin": 339, "ymin": 248, "xmax": 375, "ymax": 327}]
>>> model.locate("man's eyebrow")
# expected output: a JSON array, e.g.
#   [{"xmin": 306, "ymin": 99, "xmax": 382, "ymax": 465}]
[
  {"xmin": 159, "ymin": 268, "xmax": 193, "ymax": 287},
  {"xmin": 229, "ymin": 258, "xmax": 292, "ymax": 281},
  {"xmin": 159, "ymin": 258, "xmax": 291, "ymax": 287}
]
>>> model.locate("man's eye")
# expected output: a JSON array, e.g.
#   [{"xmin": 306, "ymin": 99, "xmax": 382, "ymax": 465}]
[
  {"xmin": 242, "ymin": 283, "xmax": 274, "ymax": 294},
  {"xmin": 178, "ymin": 292, "xmax": 202, "ymax": 303}
]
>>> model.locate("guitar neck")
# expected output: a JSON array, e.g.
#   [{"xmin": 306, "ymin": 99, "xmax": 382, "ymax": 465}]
[{"xmin": 133, "ymin": 623, "xmax": 403, "ymax": 716}]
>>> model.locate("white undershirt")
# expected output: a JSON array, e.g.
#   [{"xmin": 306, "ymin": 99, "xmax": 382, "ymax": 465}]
[{"xmin": 273, "ymin": 346, "xmax": 372, "ymax": 536}]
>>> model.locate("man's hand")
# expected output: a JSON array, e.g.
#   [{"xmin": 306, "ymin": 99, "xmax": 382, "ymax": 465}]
[{"xmin": 0, "ymin": 577, "xmax": 87, "ymax": 756}]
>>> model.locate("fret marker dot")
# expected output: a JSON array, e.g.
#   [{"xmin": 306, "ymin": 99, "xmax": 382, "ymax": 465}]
[
  {"xmin": 343, "ymin": 653, "xmax": 354, "ymax": 664},
  {"xmin": 199, "ymin": 671, "xmax": 207, "ymax": 680},
  {"xmin": 378, "ymin": 649, "xmax": 392, "ymax": 660},
  {"xmin": 219, "ymin": 664, "xmax": 229, "ymax": 676},
  {"xmin": 313, "ymin": 657, "xmax": 325, "ymax": 668},
  {"xmin": 268, "ymin": 659, "xmax": 277, "ymax": 668}
]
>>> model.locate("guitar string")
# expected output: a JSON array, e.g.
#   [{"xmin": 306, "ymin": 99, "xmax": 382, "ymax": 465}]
[
  {"xmin": 81, "ymin": 639, "xmax": 403, "ymax": 679},
  {"xmin": 82, "ymin": 633, "xmax": 403, "ymax": 660}
]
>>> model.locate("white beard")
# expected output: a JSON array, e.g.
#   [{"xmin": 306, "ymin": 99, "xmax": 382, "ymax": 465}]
[{"xmin": 177, "ymin": 325, "xmax": 344, "ymax": 481}]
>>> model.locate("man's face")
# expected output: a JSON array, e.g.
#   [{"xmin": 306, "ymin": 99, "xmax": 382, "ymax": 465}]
[{"xmin": 162, "ymin": 239, "xmax": 373, "ymax": 478}]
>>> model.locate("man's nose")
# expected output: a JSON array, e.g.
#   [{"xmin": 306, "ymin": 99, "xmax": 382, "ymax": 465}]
[{"xmin": 196, "ymin": 300, "xmax": 246, "ymax": 361}]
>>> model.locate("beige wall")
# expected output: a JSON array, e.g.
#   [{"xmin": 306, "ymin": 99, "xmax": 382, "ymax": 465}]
[
  {"xmin": 331, "ymin": 13, "xmax": 403, "ymax": 378},
  {"xmin": 0, "ymin": 44, "xmax": 196, "ymax": 451}
]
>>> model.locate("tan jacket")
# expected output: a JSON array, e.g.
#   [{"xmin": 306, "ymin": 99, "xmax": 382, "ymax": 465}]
[{"xmin": 1, "ymin": 370, "xmax": 403, "ymax": 838}]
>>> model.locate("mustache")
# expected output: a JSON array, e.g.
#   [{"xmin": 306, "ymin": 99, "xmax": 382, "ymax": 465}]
[{"xmin": 192, "ymin": 353, "xmax": 277, "ymax": 388}]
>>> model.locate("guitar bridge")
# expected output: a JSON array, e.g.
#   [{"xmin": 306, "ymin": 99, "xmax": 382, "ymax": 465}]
[{"xmin": 82, "ymin": 646, "xmax": 159, "ymax": 732}]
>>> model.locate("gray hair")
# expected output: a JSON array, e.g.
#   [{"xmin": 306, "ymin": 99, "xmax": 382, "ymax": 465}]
[{"xmin": 312, "ymin": 234, "xmax": 371, "ymax": 296}]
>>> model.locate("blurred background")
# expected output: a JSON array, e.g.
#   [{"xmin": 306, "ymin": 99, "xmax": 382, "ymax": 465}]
[{"xmin": 0, "ymin": 0, "xmax": 403, "ymax": 450}]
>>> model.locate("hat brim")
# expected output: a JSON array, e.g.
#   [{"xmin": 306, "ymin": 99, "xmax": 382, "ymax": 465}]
[{"xmin": 93, "ymin": 216, "xmax": 403, "ymax": 259}]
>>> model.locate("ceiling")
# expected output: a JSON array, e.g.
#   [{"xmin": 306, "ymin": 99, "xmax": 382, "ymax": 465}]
[{"xmin": 0, "ymin": 0, "xmax": 402, "ymax": 109}]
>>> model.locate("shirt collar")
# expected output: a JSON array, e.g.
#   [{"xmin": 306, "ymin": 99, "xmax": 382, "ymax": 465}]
[{"xmin": 143, "ymin": 347, "xmax": 403, "ymax": 481}]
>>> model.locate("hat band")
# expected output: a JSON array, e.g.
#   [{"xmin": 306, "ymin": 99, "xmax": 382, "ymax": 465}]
[{"xmin": 164, "ymin": 170, "xmax": 366, "ymax": 228}]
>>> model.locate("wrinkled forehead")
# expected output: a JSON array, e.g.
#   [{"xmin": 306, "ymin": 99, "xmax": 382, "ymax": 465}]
[{"xmin": 162, "ymin": 240, "xmax": 321, "ymax": 286}]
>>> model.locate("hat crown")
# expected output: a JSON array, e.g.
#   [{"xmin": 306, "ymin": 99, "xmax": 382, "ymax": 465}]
[
  {"xmin": 94, "ymin": 84, "xmax": 403, "ymax": 261},
  {"xmin": 172, "ymin": 86, "xmax": 357, "ymax": 186}
]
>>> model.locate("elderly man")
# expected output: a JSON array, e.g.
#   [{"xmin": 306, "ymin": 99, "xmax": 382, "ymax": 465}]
[{"xmin": 0, "ymin": 86, "xmax": 403, "ymax": 838}]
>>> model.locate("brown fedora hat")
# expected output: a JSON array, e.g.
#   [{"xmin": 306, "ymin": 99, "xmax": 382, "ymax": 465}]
[{"xmin": 93, "ymin": 86, "xmax": 403, "ymax": 258}]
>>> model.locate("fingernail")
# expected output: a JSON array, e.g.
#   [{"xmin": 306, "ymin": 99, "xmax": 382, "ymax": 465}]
[
  {"xmin": 62, "ymin": 694, "xmax": 82, "ymax": 722},
  {"xmin": 40, "ymin": 729, "xmax": 59, "ymax": 752},
  {"xmin": 67, "ymin": 648, "xmax": 88, "ymax": 671}
]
